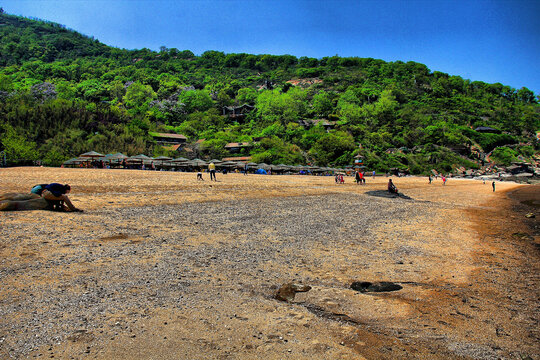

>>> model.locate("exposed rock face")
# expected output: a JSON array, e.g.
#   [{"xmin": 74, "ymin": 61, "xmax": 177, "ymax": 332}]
[
  {"xmin": 0, "ymin": 193, "xmax": 41, "ymax": 201},
  {"xmin": 0, "ymin": 193, "xmax": 49, "ymax": 211},
  {"xmin": 275, "ymin": 283, "xmax": 312, "ymax": 302}
]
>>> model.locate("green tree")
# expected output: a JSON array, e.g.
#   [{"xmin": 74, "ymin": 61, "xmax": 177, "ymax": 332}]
[
  {"xmin": 309, "ymin": 131, "xmax": 355, "ymax": 166},
  {"xmin": 124, "ymin": 81, "xmax": 156, "ymax": 109},
  {"xmin": 312, "ymin": 91, "xmax": 334, "ymax": 117},
  {"xmin": 178, "ymin": 90, "xmax": 214, "ymax": 113},
  {"xmin": 0, "ymin": 123, "xmax": 39, "ymax": 164}
]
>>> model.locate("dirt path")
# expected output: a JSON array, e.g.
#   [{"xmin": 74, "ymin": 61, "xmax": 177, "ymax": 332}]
[{"xmin": 0, "ymin": 168, "xmax": 538, "ymax": 359}]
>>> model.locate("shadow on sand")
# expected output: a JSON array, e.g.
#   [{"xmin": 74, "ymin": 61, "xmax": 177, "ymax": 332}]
[{"xmin": 365, "ymin": 190, "xmax": 413, "ymax": 200}]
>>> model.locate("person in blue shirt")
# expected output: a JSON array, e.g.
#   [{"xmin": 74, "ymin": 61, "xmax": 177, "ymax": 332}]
[
  {"xmin": 30, "ymin": 184, "xmax": 49, "ymax": 196},
  {"xmin": 42, "ymin": 183, "xmax": 82, "ymax": 212}
]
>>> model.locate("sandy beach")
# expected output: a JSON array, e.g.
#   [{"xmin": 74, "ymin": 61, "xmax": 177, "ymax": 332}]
[{"xmin": 0, "ymin": 167, "xmax": 538, "ymax": 359}]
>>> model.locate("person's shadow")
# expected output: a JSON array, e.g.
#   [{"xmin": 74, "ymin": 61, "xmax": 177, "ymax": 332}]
[{"xmin": 365, "ymin": 190, "xmax": 412, "ymax": 200}]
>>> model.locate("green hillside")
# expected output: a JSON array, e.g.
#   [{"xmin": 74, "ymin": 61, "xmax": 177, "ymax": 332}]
[{"xmin": 0, "ymin": 11, "xmax": 538, "ymax": 173}]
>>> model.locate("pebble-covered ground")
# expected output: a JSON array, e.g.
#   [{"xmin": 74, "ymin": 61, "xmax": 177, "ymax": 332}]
[{"xmin": 0, "ymin": 167, "xmax": 538, "ymax": 359}]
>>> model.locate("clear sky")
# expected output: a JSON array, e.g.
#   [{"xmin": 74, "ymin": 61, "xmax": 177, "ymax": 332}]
[{"xmin": 2, "ymin": 0, "xmax": 539, "ymax": 94}]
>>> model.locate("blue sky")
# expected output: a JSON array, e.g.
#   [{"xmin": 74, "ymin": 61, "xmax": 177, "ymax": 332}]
[{"xmin": 2, "ymin": 0, "xmax": 539, "ymax": 94}]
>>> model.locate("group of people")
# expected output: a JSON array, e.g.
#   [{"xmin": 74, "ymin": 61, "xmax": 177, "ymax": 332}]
[
  {"xmin": 334, "ymin": 173, "xmax": 345, "ymax": 184},
  {"xmin": 0, "ymin": 183, "xmax": 82, "ymax": 212},
  {"xmin": 428, "ymin": 174, "xmax": 448, "ymax": 185}
]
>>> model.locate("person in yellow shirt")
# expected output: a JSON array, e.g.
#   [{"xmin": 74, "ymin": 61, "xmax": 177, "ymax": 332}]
[{"xmin": 208, "ymin": 162, "xmax": 216, "ymax": 181}]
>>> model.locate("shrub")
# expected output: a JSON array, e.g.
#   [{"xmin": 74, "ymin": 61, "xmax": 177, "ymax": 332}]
[{"xmin": 490, "ymin": 147, "xmax": 517, "ymax": 166}]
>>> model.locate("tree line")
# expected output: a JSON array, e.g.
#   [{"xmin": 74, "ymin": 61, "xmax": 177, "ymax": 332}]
[{"xmin": 0, "ymin": 12, "xmax": 538, "ymax": 173}]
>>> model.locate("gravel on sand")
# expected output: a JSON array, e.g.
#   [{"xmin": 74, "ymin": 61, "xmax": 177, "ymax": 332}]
[{"xmin": 0, "ymin": 168, "xmax": 538, "ymax": 359}]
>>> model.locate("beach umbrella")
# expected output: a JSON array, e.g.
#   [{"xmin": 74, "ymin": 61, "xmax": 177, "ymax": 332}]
[
  {"xmin": 152, "ymin": 155, "xmax": 172, "ymax": 169},
  {"xmin": 128, "ymin": 154, "xmax": 152, "ymax": 161},
  {"xmin": 80, "ymin": 151, "xmax": 105, "ymax": 158},
  {"xmin": 104, "ymin": 153, "xmax": 128, "ymax": 166},
  {"xmin": 246, "ymin": 162, "xmax": 258, "ymax": 168},
  {"xmin": 107, "ymin": 153, "xmax": 128, "ymax": 160},
  {"xmin": 172, "ymin": 157, "xmax": 189, "ymax": 163},
  {"xmin": 63, "ymin": 157, "xmax": 84, "ymax": 166},
  {"xmin": 174, "ymin": 160, "xmax": 190, "ymax": 167},
  {"xmin": 208, "ymin": 159, "xmax": 223, "ymax": 164},
  {"xmin": 190, "ymin": 158, "xmax": 207, "ymax": 167},
  {"xmin": 258, "ymin": 163, "xmax": 271, "ymax": 170},
  {"xmin": 219, "ymin": 161, "xmax": 238, "ymax": 167},
  {"xmin": 127, "ymin": 154, "xmax": 152, "ymax": 167},
  {"xmin": 153, "ymin": 155, "xmax": 171, "ymax": 164}
]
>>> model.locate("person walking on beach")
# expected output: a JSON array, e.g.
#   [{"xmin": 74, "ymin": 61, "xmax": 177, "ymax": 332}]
[
  {"xmin": 428, "ymin": 175, "xmax": 432, "ymax": 184},
  {"xmin": 244, "ymin": 163, "xmax": 248, "ymax": 175},
  {"xmin": 442, "ymin": 176, "xmax": 447, "ymax": 186},
  {"xmin": 492, "ymin": 181, "xmax": 496, "ymax": 192},
  {"xmin": 208, "ymin": 162, "xmax": 216, "ymax": 181}
]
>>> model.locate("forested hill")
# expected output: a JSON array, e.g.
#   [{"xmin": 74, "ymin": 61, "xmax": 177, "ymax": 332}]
[{"xmin": 0, "ymin": 11, "xmax": 538, "ymax": 173}]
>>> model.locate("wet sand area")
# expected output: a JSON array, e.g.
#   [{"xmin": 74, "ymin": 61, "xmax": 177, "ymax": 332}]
[{"xmin": 0, "ymin": 167, "xmax": 538, "ymax": 359}]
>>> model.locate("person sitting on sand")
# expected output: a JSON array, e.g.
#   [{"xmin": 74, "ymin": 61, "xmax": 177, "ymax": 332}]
[
  {"xmin": 0, "ymin": 189, "xmax": 81, "ymax": 212},
  {"xmin": 197, "ymin": 171, "xmax": 204, "ymax": 180},
  {"xmin": 41, "ymin": 183, "xmax": 82, "ymax": 212},
  {"xmin": 355, "ymin": 171, "xmax": 361, "ymax": 184},
  {"xmin": 388, "ymin": 179, "xmax": 398, "ymax": 194}
]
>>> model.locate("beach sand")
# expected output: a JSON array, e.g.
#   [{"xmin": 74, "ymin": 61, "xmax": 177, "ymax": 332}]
[{"xmin": 0, "ymin": 167, "xmax": 538, "ymax": 359}]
